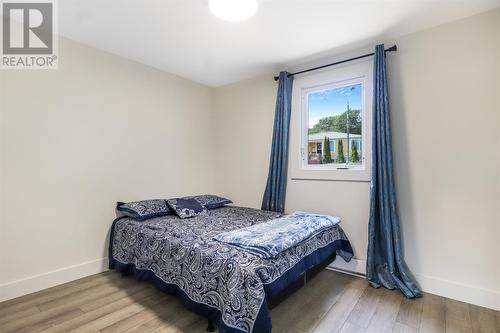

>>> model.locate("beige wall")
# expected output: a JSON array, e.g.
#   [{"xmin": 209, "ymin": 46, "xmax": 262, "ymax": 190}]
[
  {"xmin": 389, "ymin": 9, "xmax": 499, "ymax": 308},
  {"xmin": 213, "ymin": 10, "xmax": 500, "ymax": 309},
  {"xmin": 0, "ymin": 37, "xmax": 216, "ymax": 299}
]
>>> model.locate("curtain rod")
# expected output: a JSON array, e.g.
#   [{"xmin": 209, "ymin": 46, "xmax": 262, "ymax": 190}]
[{"xmin": 274, "ymin": 45, "xmax": 397, "ymax": 81}]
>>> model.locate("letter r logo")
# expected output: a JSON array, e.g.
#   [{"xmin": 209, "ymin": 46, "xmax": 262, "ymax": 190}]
[{"xmin": 2, "ymin": 2, "xmax": 53, "ymax": 54}]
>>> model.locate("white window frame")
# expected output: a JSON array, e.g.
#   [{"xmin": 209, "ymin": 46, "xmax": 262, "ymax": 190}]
[
  {"xmin": 288, "ymin": 59, "xmax": 372, "ymax": 182},
  {"xmin": 300, "ymin": 76, "xmax": 366, "ymax": 171}
]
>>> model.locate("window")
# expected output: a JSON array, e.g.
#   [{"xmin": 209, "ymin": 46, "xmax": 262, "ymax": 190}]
[
  {"xmin": 301, "ymin": 77, "xmax": 366, "ymax": 170},
  {"xmin": 289, "ymin": 60, "xmax": 372, "ymax": 181},
  {"xmin": 330, "ymin": 139, "xmax": 336, "ymax": 153},
  {"xmin": 351, "ymin": 139, "xmax": 361, "ymax": 153}
]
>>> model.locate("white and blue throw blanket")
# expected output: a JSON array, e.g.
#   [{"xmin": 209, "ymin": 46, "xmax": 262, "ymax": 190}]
[
  {"xmin": 213, "ymin": 211, "xmax": 341, "ymax": 259},
  {"xmin": 109, "ymin": 206, "xmax": 353, "ymax": 333}
]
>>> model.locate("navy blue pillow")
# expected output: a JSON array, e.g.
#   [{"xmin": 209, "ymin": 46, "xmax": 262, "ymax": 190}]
[
  {"xmin": 193, "ymin": 194, "xmax": 232, "ymax": 209},
  {"xmin": 117, "ymin": 199, "xmax": 172, "ymax": 221},
  {"xmin": 167, "ymin": 197, "xmax": 208, "ymax": 219}
]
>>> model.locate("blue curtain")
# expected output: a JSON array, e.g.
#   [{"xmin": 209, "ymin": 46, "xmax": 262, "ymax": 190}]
[
  {"xmin": 367, "ymin": 44, "xmax": 422, "ymax": 298},
  {"xmin": 262, "ymin": 71, "xmax": 293, "ymax": 213}
]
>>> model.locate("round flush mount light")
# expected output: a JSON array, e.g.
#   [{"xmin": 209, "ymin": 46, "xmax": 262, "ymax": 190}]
[{"xmin": 209, "ymin": 0, "xmax": 258, "ymax": 22}]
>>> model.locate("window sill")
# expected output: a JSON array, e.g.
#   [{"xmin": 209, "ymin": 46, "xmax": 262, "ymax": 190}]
[
  {"xmin": 289, "ymin": 166, "xmax": 370, "ymax": 183},
  {"xmin": 291, "ymin": 177, "xmax": 370, "ymax": 183},
  {"xmin": 300, "ymin": 165, "xmax": 366, "ymax": 172}
]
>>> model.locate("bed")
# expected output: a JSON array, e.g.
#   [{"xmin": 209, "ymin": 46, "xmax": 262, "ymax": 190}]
[{"xmin": 109, "ymin": 206, "xmax": 353, "ymax": 333}]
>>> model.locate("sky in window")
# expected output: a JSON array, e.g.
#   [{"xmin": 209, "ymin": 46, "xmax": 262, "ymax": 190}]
[{"xmin": 308, "ymin": 83, "xmax": 362, "ymax": 127}]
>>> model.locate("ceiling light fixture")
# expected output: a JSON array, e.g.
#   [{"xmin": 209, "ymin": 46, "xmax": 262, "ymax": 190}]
[{"xmin": 209, "ymin": 0, "xmax": 258, "ymax": 22}]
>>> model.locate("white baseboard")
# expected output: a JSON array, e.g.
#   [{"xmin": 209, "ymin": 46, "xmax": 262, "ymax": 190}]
[
  {"xmin": 327, "ymin": 257, "xmax": 499, "ymax": 311},
  {"xmin": 328, "ymin": 257, "xmax": 367, "ymax": 276},
  {"xmin": 0, "ymin": 258, "xmax": 108, "ymax": 302},
  {"xmin": 416, "ymin": 274, "xmax": 500, "ymax": 311}
]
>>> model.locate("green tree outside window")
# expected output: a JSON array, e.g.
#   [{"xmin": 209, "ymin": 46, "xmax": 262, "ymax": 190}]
[
  {"xmin": 323, "ymin": 136, "xmax": 332, "ymax": 164},
  {"xmin": 337, "ymin": 140, "xmax": 345, "ymax": 163},
  {"xmin": 351, "ymin": 142, "xmax": 360, "ymax": 163}
]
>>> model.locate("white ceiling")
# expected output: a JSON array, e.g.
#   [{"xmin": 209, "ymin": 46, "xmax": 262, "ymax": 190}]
[{"xmin": 59, "ymin": 0, "xmax": 500, "ymax": 86}]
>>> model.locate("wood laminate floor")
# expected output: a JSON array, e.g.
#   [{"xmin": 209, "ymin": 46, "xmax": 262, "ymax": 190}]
[{"xmin": 0, "ymin": 270, "xmax": 498, "ymax": 333}]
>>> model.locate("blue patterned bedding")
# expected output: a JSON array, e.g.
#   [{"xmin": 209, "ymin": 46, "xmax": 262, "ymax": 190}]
[
  {"xmin": 109, "ymin": 206, "xmax": 353, "ymax": 333},
  {"xmin": 213, "ymin": 211, "xmax": 341, "ymax": 258}
]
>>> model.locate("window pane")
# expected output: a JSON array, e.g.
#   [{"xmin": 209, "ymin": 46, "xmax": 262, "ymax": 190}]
[{"xmin": 307, "ymin": 83, "xmax": 362, "ymax": 166}]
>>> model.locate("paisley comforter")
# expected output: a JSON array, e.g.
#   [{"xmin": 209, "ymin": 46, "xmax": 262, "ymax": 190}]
[{"xmin": 109, "ymin": 206, "xmax": 353, "ymax": 333}]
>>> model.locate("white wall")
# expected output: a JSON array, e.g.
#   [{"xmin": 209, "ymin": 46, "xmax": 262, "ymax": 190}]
[
  {"xmin": 213, "ymin": 10, "xmax": 500, "ymax": 310},
  {"xmin": 0, "ymin": 37, "xmax": 216, "ymax": 300}
]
